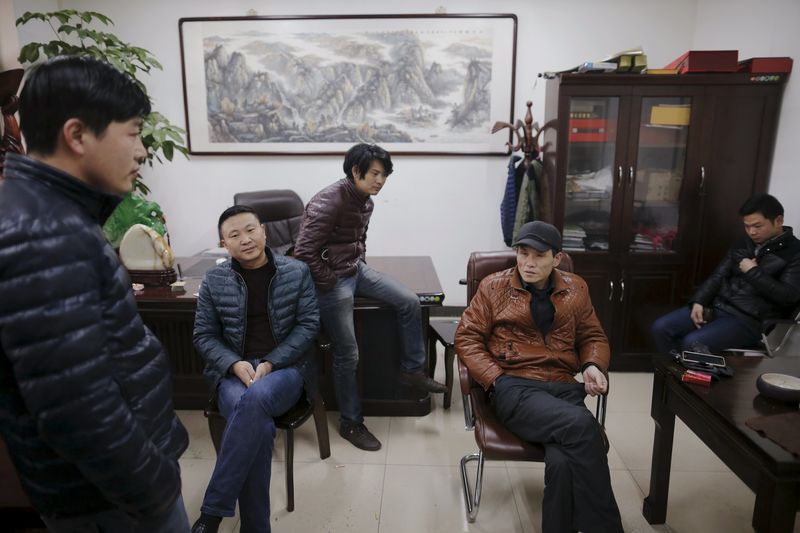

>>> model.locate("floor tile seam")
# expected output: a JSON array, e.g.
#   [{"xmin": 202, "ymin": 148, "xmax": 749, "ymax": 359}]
[
  {"xmin": 383, "ymin": 460, "xmax": 508, "ymax": 468},
  {"xmin": 504, "ymin": 461, "xmax": 532, "ymax": 532},
  {"xmin": 376, "ymin": 417, "xmax": 394, "ymax": 533}
]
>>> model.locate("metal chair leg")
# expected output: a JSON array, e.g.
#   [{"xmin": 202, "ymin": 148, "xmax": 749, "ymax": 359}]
[
  {"xmin": 312, "ymin": 391, "xmax": 331, "ymax": 460},
  {"xmin": 462, "ymin": 394, "xmax": 474, "ymax": 430},
  {"xmin": 460, "ymin": 451, "xmax": 484, "ymax": 522},
  {"xmin": 443, "ymin": 346, "xmax": 455, "ymax": 409},
  {"xmin": 284, "ymin": 428, "xmax": 295, "ymax": 512}
]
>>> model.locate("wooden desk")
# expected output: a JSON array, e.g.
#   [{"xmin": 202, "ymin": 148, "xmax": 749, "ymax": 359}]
[
  {"xmin": 135, "ymin": 256, "xmax": 444, "ymax": 415},
  {"xmin": 644, "ymin": 356, "xmax": 800, "ymax": 532}
]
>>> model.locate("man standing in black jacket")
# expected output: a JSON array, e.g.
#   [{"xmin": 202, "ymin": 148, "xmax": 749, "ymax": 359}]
[
  {"xmin": 652, "ymin": 193, "xmax": 800, "ymax": 355},
  {"xmin": 0, "ymin": 57, "xmax": 189, "ymax": 531}
]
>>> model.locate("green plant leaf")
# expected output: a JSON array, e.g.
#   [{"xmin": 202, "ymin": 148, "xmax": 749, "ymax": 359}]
[
  {"xmin": 53, "ymin": 12, "xmax": 71, "ymax": 24},
  {"xmin": 16, "ymin": 7, "xmax": 189, "ymax": 196},
  {"xmin": 17, "ymin": 43, "xmax": 39, "ymax": 64},
  {"xmin": 87, "ymin": 12, "xmax": 113, "ymax": 26}
]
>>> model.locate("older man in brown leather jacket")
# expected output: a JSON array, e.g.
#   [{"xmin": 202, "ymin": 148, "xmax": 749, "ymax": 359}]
[{"xmin": 456, "ymin": 221, "xmax": 622, "ymax": 533}]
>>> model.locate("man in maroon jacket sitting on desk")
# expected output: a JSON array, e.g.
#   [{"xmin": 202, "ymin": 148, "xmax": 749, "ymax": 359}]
[{"xmin": 294, "ymin": 143, "xmax": 446, "ymax": 452}]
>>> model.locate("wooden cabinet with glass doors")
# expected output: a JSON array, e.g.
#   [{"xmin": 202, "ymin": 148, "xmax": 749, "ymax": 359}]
[{"xmin": 543, "ymin": 73, "xmax": 787, "ymax": 370}]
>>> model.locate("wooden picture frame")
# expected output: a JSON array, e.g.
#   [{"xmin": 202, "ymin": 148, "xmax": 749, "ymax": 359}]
[{"xmin": 179, "ymin": 14, "xmax": 517, "ymax": 155}]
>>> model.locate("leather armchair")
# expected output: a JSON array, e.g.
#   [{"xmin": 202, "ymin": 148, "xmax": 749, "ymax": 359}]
[{"xmin": 457, "ymin": 250, "xmax": 607, "ymax": 523}]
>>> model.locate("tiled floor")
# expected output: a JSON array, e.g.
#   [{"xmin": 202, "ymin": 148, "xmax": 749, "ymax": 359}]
[{"xmin": 178, "ymin": 361, "xmax": 800, "ymax": 533}]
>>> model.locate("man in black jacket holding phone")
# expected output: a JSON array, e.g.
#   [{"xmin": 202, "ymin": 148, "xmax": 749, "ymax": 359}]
[{"xmin": 652, "ymin": 193, "xmax": 800, "ymax": 355}]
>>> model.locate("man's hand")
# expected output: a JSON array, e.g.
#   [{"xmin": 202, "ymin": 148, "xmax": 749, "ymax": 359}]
[
  {"xmin": 739, "ymin": 257, "xmax": 758, "ymax": 273},
  {"xmin": 231, "ymin": 361, "xmax": 256, "ymax": 387},
  {"xmin": 690, "ymin": 303, "xmax": 706, "ymax": 329},
  {"xmin": 253, "ymin": 361, "xmax": 273, "ymax": 382},
  {"xmin": 583, "ymin": 365, "xmax": 607, "ymax": 396}
]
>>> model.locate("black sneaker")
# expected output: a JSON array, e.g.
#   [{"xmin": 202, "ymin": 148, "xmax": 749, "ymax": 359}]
[
  {"xmin": 400, "ymin": 371, "xmax": 448, "ymax": 393},
  {"xmin": 339, "ymin": 422, "xmax": 382, "ymax": 451},
  {"xmin": 191, "ymin": 514, "xmax": 221, "ymax": 533}
]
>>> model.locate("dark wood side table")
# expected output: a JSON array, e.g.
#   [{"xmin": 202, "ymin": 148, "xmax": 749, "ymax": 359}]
[
  {"xmin": 644, "ymin": 355, "xmax": 800, "ymax": 532},
  {"xmin": 428, "ymin": 319, "xmax": 459, "ymax": 409},
  {"xmin": 135, "ymin": 256, "xmax": 445, "ymax": 416}
]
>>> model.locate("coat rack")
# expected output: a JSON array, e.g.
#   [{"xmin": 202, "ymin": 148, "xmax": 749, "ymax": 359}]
[
  {"xmin": 491, "ymin": 100, "xmax": 544, "ymax": 169},
  {"xmin": 490, "ymin": 100, "xmax": 554, "ymax": 223}
]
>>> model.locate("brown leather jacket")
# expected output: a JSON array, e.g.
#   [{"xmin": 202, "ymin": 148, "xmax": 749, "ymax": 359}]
[
  {"xmin": 455, "ymin": 267, "xmax": 610, "ymax": 390},
  {"xmin": 294, "ymin": 178, "xmax": 373, "ymax": 291}
]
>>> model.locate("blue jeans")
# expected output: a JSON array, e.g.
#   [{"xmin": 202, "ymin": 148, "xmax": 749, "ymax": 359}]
[
  {"xmin": 41, "ymin": 495, "xmax": 189, "ymax": 533},
  {"xmin": 316, "ymin": 261, "xmax": 426, "ymax": 424},
  {"xmin": 651, "ymin": 306, "xmax": 761, "ymax": 355},
  {"xmin": 201, "ymin": 366, "xmax": 303, "ymax": 533}
]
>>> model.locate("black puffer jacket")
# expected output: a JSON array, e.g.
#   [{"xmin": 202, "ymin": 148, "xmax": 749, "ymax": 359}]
[
  {"xmin": 294, "ymin": 178, "xmax": 373, "ymax": 291},
  {"xmin": 0, "ymin": 154, "xmax": 188, "ymax": 520},
  {"xmin": 692, "ymin": 227, "xmax": 800, "ymax": 328}
]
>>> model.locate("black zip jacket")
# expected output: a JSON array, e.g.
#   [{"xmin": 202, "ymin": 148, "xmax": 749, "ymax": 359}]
[{"xmin": 691, "ymin": 226, "xmax": 800, "ymax": 329}]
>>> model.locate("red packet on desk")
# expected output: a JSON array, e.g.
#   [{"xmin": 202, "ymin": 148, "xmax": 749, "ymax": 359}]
[{"xmin": 682, "ymin": 369, "xmax": 712, "ymax": 386}]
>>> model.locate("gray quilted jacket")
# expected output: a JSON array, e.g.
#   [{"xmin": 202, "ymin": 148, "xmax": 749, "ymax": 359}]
[{"xmin": 193, "ymin": 251, "xmax": 319, "ymax": 389}]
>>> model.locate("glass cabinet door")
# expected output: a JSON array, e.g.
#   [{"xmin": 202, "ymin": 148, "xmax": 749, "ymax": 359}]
[
  {"xmin": 562, "ymin": 97, "xmax": 620, "ymax": 252},
  {"xmin": 629, "ymin": 96, "xmax": 692, "ymax": 253}
]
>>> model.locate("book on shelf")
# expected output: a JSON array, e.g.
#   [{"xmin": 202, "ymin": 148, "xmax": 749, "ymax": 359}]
[
  {"xmin": 650, "ymin": 104, "xmax": 691, "ymax": 126},
  {"xmin": 645, "ymin": 68, "xmax": 680, "ymax": 75},
  {"xmin": 600, "ymin": 46, "xmax": 644, "ymax": 63},
  {"xmin": 578, "ymin": 61, "xmax": 618, "ymax": 73},
  {"xmin": 567, "ymin": 190, "xmax": 610, "ymax": 200},
  {"xmin": 631, "ymin": 54, "xmax": 648, "ymax": 73},
  {"xmin": 542, "ymin": 46, "xmax": 646, "ymax": 78}
]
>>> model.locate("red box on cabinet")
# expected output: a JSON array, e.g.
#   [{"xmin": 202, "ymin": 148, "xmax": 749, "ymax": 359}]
[
  {"xmin": 664, "ymin": 50, "xmax": 739, "ymax": 73},
  {"xmin": 738, "ymin": 57, "xmax": 793, "ymax": 74}
]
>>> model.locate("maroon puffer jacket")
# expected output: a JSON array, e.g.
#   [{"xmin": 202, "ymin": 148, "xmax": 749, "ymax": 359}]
[{"xmin": 294, "ymin": 178, "xmax": 373, "ymax": 291}]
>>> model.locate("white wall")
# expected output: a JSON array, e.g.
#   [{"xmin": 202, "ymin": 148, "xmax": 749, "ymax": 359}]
[
  {"xmin": 693, "ymin": 0, "xmax": 800, "ymax": 231},
  {"xmin": 0, "ymin": 0, "xmax": 22, "ymax": 69},
  {"xmin": 10, "ymin": 0, "xmax": 797, "ymax": 305}
]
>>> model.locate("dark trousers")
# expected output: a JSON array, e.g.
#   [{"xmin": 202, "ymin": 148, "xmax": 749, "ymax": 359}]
[
  {"xmin": 650, "ymin": 306, "xmax": 761, "ymax": 355},
  {"xmin": 492, "ymin": 375, "xmax": 623, "ymax": 533}
]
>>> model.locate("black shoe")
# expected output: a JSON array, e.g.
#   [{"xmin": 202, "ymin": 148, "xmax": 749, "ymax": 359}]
[
  {"xmin": 400, "ymin": 371, "xmax": 447, "ymax": 393},
  {"xmin": 339, "ymin": 422, "xmax": 382, "ymax": 451},
  {"xmin": 191, "ymin": 513, "xmax": 221, "ymax": 533}
]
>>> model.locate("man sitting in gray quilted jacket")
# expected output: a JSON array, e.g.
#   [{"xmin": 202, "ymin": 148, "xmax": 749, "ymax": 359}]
[{"xmin": 191, "ymin": 204, "xmax": 319, "ymax": 533}]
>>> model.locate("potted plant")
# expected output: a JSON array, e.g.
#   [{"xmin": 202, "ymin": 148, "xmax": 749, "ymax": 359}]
[{"xmin": 16, "ymin": 9, "xmax": 187, "ymax": 248}]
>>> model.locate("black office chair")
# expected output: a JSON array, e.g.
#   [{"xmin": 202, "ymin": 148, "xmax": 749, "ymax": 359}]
[{"xmin": 233, "ymin": 190, "xmax": 304, "ymax": 256}]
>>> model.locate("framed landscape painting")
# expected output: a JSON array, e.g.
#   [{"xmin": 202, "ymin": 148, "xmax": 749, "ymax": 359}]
[{"xmin": 179, "ymin": 14, "xmax": 517, "ymax": 155}]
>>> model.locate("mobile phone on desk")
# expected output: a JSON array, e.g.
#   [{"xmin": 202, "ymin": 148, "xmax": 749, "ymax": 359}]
[{"xmin": 681, "ymin": 350, "xmax": 726, "ymax": 367}]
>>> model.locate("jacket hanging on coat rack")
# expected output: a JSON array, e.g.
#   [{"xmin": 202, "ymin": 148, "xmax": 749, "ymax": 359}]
[
  {"xmin": 500, "ymin": 155, "xmax": 522, "ymax": 246},
  {"xmin": 512, "ymin": 159, "xmax": 543, "ymax": 243}
]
